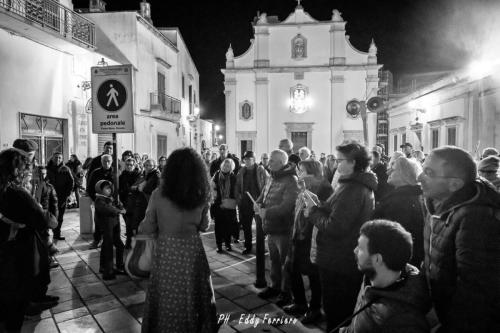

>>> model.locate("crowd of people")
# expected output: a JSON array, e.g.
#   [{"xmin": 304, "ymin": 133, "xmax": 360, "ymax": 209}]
[{"xmin": 1, "ymin": 135, "xmax": 499, "ymax": 332}]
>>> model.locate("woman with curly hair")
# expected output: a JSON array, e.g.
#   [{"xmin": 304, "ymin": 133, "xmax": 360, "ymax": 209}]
[
  {"xmin": 139, "ymin": 148, "xmax": 217, "ymax": 333},
  {"xmin": 0, "ymin": 148, "xmax": 57, "ymax": 331}
]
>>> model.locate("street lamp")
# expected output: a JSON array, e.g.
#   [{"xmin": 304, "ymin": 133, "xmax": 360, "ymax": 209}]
[
  {"xmin": 218, "ymin": 134, "xmax": 224, "ymax": 141},
  {"xmin": 214, "ymin": 124, "xmax": 220, "ymax": 132}
]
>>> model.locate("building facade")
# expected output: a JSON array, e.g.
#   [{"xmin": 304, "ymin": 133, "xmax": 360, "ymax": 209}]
[
  {"xmin": 387, "ymin": 69, "xmax": 500, "ymax": 156},
  {"xmin": 0, "ymin": 0, "xmax": 206, "ymax": 164},
  {"xmin": 222, "ymin": 4, "xmax": 382, "ymax": 158}
]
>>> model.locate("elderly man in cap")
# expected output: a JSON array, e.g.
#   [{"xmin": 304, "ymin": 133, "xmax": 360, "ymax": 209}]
[
  {"xmin": 235, "ymin": 151, "xmax": 268, "ymax": 254},
  {"xmin": 210, "ymin": 144, "xmax": 240, "ymax": 177}
]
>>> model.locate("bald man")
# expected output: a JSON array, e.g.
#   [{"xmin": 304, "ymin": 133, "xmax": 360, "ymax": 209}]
[{"xmin": 255, "ymin": 149, "xmax": 299, "ymax": 306}]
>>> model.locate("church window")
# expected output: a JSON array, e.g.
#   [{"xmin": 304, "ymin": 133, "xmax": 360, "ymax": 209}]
[
  {"xmin": 291, "ymin": 34, "xmax": 307, "ymax": 59},
  {"xmin": 289, "ymin": 84, "xmax": 310, "ymax": 114}
]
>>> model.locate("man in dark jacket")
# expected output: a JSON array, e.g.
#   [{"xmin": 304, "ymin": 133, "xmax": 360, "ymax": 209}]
[
  {"xmin": 255, "ymin": 149, "xmax": 299, "ymax": 306},
  {"xmin": 235, "ymin": 151, "xmax": 268, "ymax": 254},
  {"xmin": 86, "ymin": 141, "xmax": 113, "ymax": 189},
  {"xmin": 279, "ymin": 138, "xmax": 300, "ymax": 167},
  {"xmin": 210, "ymin": 144, "xmax": 240, "ymax": 177},
  {"xmin": 87, "ymin": 154, "xmax": 114, "ymax": 249},
  {"xmin": 118, "ymin": 158, "xmax": 141, "ymax": 249},
  {"xmin": 418, "ymin": 146, "xmax": 500, "ymax": 333},
  {"xmin": 46, "ymin": 152, "xmax": 74, "ymax": 240},
  {"xmin": 341, "ymin": 220, "xmax": 431, "ymax": 333}
]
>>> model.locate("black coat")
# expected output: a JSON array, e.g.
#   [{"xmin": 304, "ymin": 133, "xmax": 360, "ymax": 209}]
[
  {"xmin": 35, "ymin": 179, "xmax": 58, "ymax": 219},
  {"xmin": 371, "ymin": 162, "xmax": 392, "ymax": 203},
  {"xmin": 46, "ymin": 161, "xmax": 74, "ymax": 200},
  {"xmin": 118, "ymin": 169, "xmax": 141, "ymax": 207},
  {"xmin": 87, "ymin": 167, "xmax": 114, "ymax": 201},
  {"xmin": 372, "ymin": 185, "xmax": 425, "ymax": 267},
  {"xmin": 94, "ymin": 194, "xmax": 121, "ymax": 228},
  {"xmin": 0, "ymin": 185, "xmax": 52, "ymax": 304}
]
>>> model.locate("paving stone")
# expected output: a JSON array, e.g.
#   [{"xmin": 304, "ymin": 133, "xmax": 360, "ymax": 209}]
[
  {"xmin": 76, "ymin": 281, "xmax": 111, "ymax": 300},
  {"xmin": 239, "ymin": 323, "xmax": 282, "ymax": 332},
  {"xmin": 86, "ymin": 295, "xmax": 122, "ymax": 315},
  {"xmin": 61, "ymin": 260, "xmax": 87, "ymax": 270},
  {"xmin": 126, "ymin": 303, "xmax": 144, "ymax": 323},
  {"xmin": 94, "ymin": 307, "xmax": 139, "ymax": 332},
  {"xmin": 50, "ymin": 298, "xmax": 85, "ymax": 314},
  {"xmin": 120, "ymin": 291, "xmax": 146, "ymax": 306},
  {"xmin": 216, "ymin": 298, "xmax": 247, "ymax": 317},
  {"xmin": 48, "ymin": 270, "xmax": 72, "ymax": 291},
  {"xmin": 252, "ymin": 303, "xmax": 285, "ymax": 319},
  {"xmin": 21, "ymin": 318, "xmax": 58, "ymax": 333},
  {"xmin": 232, "ymin": 293, "xmax": 269, "ymax": 311},
  {"xmin": 217, "ymin": 324, "xmax": 237, "ymax": 333},
  {"xmin": 54, "ymin": 306, "xmax": 90, "ymax": 323},
  {"xmin": 64, "ymin": 265, "xmax": 95, "ymax": 278},
  {"xmin": 108, "ymin": 281, "xmax": 142, "ymax": 298},
  {"xmin": 70, "ymin": 273, "xmax": 101, "ymax": 286},
  {"xmin": 49, "ymin": 286, "xmax": 80, "ymax": 302},
  {"xmin": 102, "ymin": 273, "xmax": 131, "ymax": 286},
  {"xmin": 57, "ymin": 314, "xmax": 102, "ymax": 333},
  {"xmin": 212, "ymin": 275, "xmax": 233, "ymax": 288},
  {"xmin": 216, "ymin": 284, "xmax": 252, "ymax": 299},
  {"xmin": 57, "ymin": 253, "xmax": 83, "ymax": 265},
  {"xmin": 280, "ymin": 323, "xmax": 324, "ymax": 333},
  {"xmin": 108, "ymin": 323, "xmax": 142, "ymax": 333}
]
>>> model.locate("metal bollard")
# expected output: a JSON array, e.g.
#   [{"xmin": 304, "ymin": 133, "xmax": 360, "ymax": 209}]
[
  {"xmin": 254, "ymin": 215, "xmax": 267, "ymax": 288},
  {"xmin": 79, "ymin": 194, "xmax": 94, "ymax": 234}
]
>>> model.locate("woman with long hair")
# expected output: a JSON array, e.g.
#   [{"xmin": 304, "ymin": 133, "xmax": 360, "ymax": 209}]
[
  {"xmin": 0, "ymin": 148, "xmax": 57, "ymax": 331},
  {"xmin": 139, "ymin": 148, "xmax": 217, "ymax": 333}
]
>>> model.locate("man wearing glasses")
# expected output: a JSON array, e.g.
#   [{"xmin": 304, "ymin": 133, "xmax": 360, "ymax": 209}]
[{"xmin": 417, "ymin": 146, "xmax": 500, "ymax": 332}]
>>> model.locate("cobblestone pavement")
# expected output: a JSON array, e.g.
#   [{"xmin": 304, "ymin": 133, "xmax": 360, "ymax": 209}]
[{"xmin": 21, "ymin": 208, "xmax": 327, "ymax": 333}]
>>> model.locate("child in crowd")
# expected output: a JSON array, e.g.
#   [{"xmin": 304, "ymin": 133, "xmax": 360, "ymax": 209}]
[{"xmin": 94, "ymin": 180, "xmax": 126, "ymax": 280}]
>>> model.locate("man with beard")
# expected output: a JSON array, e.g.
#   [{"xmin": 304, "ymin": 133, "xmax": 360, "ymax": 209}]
[{"xmin": 340, "ymin": 220, "xmax": 430, "ymax": 333}]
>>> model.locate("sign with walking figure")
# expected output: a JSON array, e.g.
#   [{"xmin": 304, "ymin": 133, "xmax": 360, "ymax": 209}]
[{"xmin": 91, "ymin": 65, "xmax": 134, "ymax": 133}]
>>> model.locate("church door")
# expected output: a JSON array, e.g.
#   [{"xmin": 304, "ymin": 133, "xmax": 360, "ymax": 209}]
[
  {"xmin": 291, "ymin": 132, "xmax": 307, "ymax": 153},
  {"xmin": 240, "ymin": 140, "xmax": 253, "ymax": 159}
]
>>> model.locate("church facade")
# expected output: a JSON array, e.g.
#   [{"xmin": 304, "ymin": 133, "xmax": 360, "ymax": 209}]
[{"xmin": 222, "ymin": 4, "xmax": 382, "ymax": 158}]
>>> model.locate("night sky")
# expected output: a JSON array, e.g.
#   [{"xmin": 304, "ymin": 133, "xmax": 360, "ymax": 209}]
[{"xmin": 74, "ymin": 0, "xmax": 497, "ymax": 124}]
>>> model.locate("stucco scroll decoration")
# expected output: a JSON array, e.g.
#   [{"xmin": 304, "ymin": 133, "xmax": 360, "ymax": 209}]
[
  {"xmin": 290, "ymin": 84, "xmax": 310, "ymax": 114},
  {"xmin": 291, "ymin": 34, "xmax": 307, "ymax": 60},
  {"xmin": 239, "ymin": 100, "xmax": 254, "ymax": 120}
]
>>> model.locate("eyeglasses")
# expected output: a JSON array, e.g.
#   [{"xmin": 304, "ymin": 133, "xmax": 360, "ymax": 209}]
[{"xmin": 336, "ymin": 158, "xmax": 351, "ymax": 162}]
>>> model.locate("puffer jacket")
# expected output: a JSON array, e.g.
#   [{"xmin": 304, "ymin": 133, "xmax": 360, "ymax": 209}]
[
  {"xmin": 423, "ymin": 179, "xmax": 500, "ymax": 332},
  {"xmin": 94, "ymin": 185, "xmax": 121, "ymax": 229},
  {"xmin": 309, "ymin": 171, "xmax": 377, "ymax": 272},
  {"xmin": 372, "ymin": 185, "xmax": 425, "ymax": 267},
  {"xmin": 340, "ymin": 264, "xmax": 431, "ymax": 333},
  {"xmin": 257, "ymin": 163, "xmax": 299, "ymax": 235},
  {"xmin": 235, "ymin": 164, "xmax": 268, "ymax": 205}
]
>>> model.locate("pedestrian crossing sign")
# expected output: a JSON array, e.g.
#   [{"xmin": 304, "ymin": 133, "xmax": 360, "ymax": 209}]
[{"xmin": 91, "ymin": 65, "xmax": 134, "ymax": 134}]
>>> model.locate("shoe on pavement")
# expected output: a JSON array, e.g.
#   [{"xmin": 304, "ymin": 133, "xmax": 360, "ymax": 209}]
[
  {"xmin": 114, "ymin": 266, "xmax": 127, "ymax": 275},
  {"xmin": 216, "ymin": 248, "xmax": 224, "ymax": 254},
  {"xmin": 48, "ymin": 257, "xmax": 59, "ymax": 269},
  {"xmin": 225, "ymin": 245, "xmax": 232, "ymax": 251},
  {"xmin": 233, "ymin": 239, "xmax": 240, "ymax": 244},
  {"xmin": 48, "ymin": 244, "xmax": 59, "ymax": 255},
  {"xmin": 33, "ymin": 295, "xmax": 60, "ymax": 303},
  {"xmin": 276, "ymin": 293, "xmax": 293, "ymax": 307},
  {"xmin": 53, "ymin": 235, "xmax": 65, "ymax": 241},
  {"xmin": 301, "ymin": 308, "xmax": 322, "ymax": 325},
  {"xmin": 283, "ymin": 303, "xmax": 308, "ymax": 316},
  {"xmin": 257, "ymin": 287, "xmax": 281, "ymax": 299},
  {"xmin": 89, "ymin": 241, "xmax": 100, "ymax": 249},
  {"xmin": 241, "ymin": 248, "xmax": 252, "ymax": 255}
]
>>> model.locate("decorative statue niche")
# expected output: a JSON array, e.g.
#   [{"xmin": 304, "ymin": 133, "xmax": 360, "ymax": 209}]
[{"xmin": 291, "ymin": 34, "xmax": 307, "ymax": 60}]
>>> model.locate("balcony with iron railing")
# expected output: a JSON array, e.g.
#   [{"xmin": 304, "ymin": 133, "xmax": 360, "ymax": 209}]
[
  {"xmin": 149, "ymin": 92, "xmax": 182, "ymax": 122},
  {"xmin": 0, "ymin": 0, "xmax": 95, "ymax": 48}
]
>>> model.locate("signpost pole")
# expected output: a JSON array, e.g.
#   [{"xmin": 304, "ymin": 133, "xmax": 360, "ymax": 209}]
[
  {"xmin": 360, "ymin": 101, "xmax": 368, "ymax": 145},
  {"xmin": 112, "ymin": 133, "xmax": 119, "ymax": 202}
]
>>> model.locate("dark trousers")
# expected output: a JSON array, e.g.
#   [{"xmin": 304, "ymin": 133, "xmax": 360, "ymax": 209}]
[
  {"xmin": 124, "ymin": 214, "xmax": 137, "ymax": 239},
  {"xmin": 319, "ymin": 267, "xmax": 362, "ymax": 332},
  {"xmin": 53, "ymin": 198, "xmax": 67, "ymax": 237},
  {"xmin": 215, "ymin": 209, "xmax": 236, "ymax": 248},
  {"xmin": 99, "ymin": 221, "xmax": 124, "ymax": 275},
  {"xmin": 238, "ymin": 205, "xmax": 254, "ymax": 250},
  {"xmin": 288, "ymin": 242, "xmax": 322, "ymax": 309}
]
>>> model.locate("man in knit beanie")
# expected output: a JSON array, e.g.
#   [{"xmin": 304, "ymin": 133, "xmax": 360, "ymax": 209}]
[
  {"xmin": 478, "ymin": 155, "xmax": 500, "ymax": 191},
  {"xmin": 13, "ymin": 138, "xmax": 38, "ymax": 163}
]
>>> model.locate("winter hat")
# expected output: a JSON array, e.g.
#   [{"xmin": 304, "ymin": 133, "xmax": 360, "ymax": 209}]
[
  {"xmin": 95, "ymin": 180, "xmax": 113, "ymax": 195},
  {"xmin": 242, "ymin": 151, "xmax": 255, "ymax": 159},
  {"xmin": 13, "ymin": 139, "xmax": 38, "ymax": 153},
  {"xmin": 481, "ymin": 147, "xmax": 499, "ymax": 159},
  {"xmin": 478, "ymin": 155, "xmax": 500, "ymax": 172}
]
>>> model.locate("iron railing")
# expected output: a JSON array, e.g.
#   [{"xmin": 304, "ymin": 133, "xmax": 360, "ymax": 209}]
[
  {"xmin": 150, "ymin": 92, "xmax": 181, "ymax": 114},
  {"xmin": 0, "ymin": 0, "xmax": 95, "ymax": 47}
]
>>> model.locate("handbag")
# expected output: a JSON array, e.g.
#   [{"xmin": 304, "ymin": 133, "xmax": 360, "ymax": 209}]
[{"xmin": 124, "ymin": 234, "xmax": 156, "ymax": 279}]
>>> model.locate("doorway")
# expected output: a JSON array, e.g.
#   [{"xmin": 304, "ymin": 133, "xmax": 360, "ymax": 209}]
[{"xmin": 291, "ymin": 132, "xmax": 308, "ymax": 153}]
